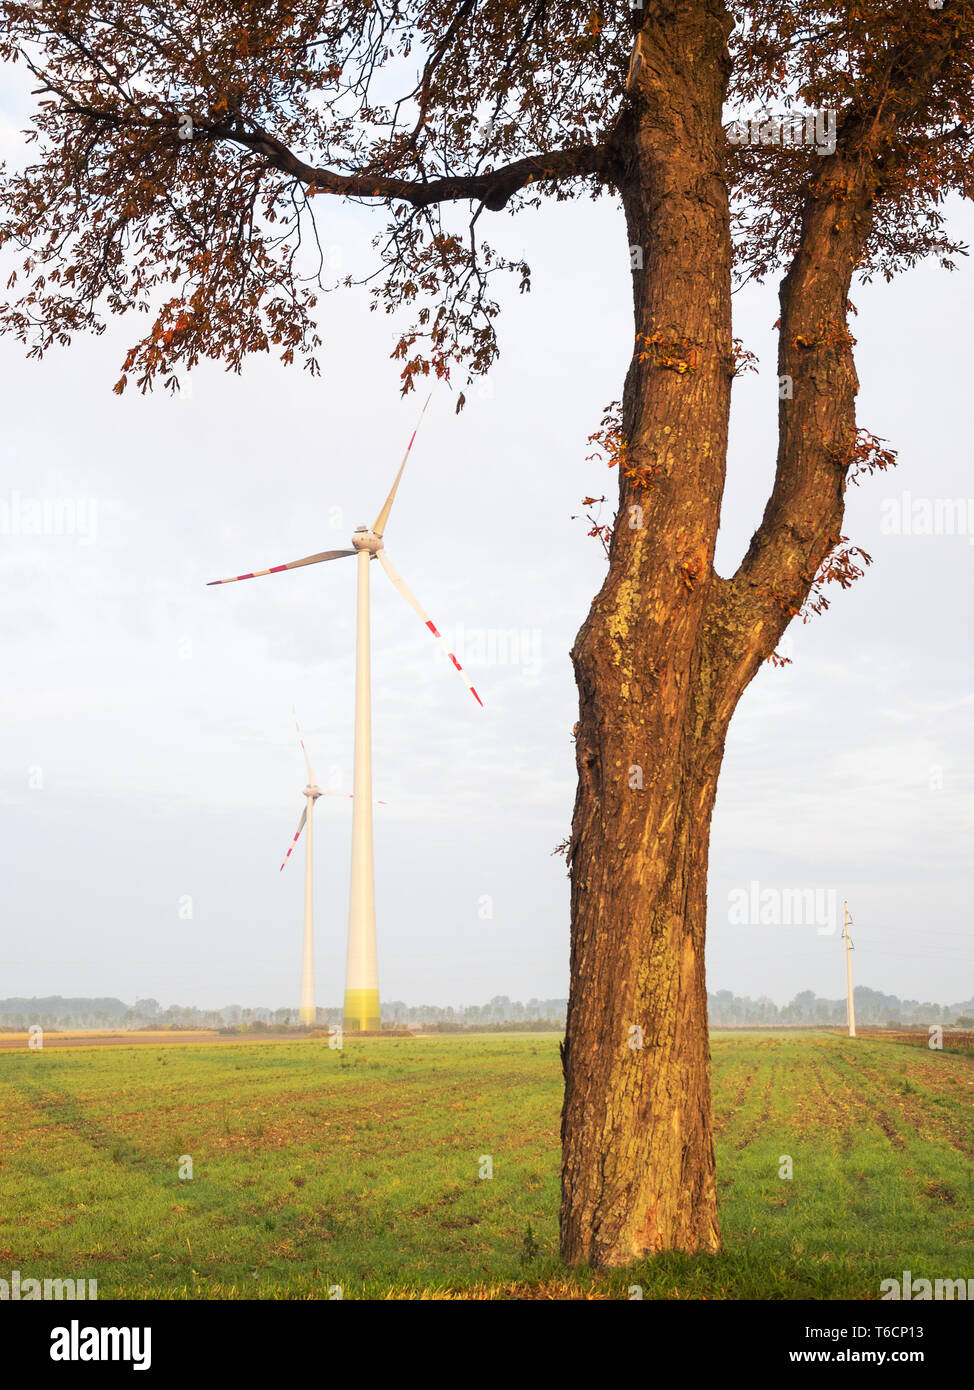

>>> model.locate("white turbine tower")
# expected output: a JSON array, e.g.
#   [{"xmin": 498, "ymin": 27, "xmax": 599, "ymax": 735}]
[
  {"xmin": 208, "ymin": 399, "xmax": 481, "ymax": 1031},
  {"xmin": 279, "ymin": 712, "xmax": 345, "ymax": 1027}
]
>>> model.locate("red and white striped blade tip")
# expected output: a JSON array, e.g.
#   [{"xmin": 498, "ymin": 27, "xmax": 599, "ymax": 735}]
[
  {"xmin": 425, "ymin": 620, "xmax": 484, "ymax": 705},
  {"xmin": 279, "ymin": 808, "xmax": 307, "ymax": 870},
  {"xmin": 207, "ymin": 549, "xmax": 355, "ymax": 586},
  {"xmin": 372, "ymin": 394, "xmax": 433, "ymax": 537},
  {"xmin": 377, "ymin": 551, "xmax": 484, "ymax": 706}
]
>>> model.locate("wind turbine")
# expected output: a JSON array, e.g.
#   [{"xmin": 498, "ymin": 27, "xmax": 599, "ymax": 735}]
[
  {"xmin": 208, "ymin": 398, "xmax": 482, "ymax": 1031},
  {"xmin": 279, "ymin": 712, "xmax": 346, "ymax": 1027}
]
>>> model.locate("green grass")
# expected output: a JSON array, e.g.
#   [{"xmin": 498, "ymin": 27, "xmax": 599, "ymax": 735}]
[{"xmin": 0, "ymin": 1031, "xmax": 970, "ymax": 1298}]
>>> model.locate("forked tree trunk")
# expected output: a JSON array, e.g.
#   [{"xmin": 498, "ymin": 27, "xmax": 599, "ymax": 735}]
[
  {"xmin": 559, "ymin": 0, "xmax": 870, "ymax": 1267},
  {"xmin": 560, "ymin": 1, "xmax": 741, "ymax": 1266}
]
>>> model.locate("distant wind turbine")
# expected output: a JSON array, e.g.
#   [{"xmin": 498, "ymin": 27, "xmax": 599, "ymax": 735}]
[
  {"xmin": 279, "ymin": 712, "xmax": 347, "ymax": 1026},
  {"xmin": 208, "ymin": 398, "xmax": 482, "ymax": 1031}
]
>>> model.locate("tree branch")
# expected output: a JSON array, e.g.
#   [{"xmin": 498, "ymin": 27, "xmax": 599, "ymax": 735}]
[
  {"xmin": 208, "ymin": 121, "xmax": 608, "ymax": 211},
  {"xmin": 710, "ymin": 11, "xmax": 967, "ymax": 685}
]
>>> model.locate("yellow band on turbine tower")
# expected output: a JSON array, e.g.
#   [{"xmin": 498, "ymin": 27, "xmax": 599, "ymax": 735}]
[{"xmin": 343, "ymin": 989, "xmax": 381, "ymax": 1032}]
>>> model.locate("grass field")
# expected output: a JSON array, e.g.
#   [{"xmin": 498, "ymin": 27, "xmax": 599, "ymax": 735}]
[
  {"xmin": 0, "ymin": 1031, "xmax": 971, "ymax": 1299},
  {"xmin": 833, "ymin": 1028, "xmax": 974, "ymax": 1057}
]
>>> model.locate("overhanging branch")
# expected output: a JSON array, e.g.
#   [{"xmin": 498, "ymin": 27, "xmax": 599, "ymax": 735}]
[{"xmin": 210, "ymin": 122, "xmax": 609, "ymax": 211}]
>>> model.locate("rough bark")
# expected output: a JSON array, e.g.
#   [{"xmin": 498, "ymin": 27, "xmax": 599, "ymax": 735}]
[{"xmin": 560, "ymin": 0, "xmax": 736, "ymax": 1266}]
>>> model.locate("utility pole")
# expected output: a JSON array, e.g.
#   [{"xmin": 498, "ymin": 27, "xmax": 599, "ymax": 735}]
[{"xmin": 842, "ymin": 901, "xmax": 856, "ymax": 1039}]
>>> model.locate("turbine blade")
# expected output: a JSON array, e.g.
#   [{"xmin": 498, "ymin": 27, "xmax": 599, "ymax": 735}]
[
  {"xmin": 371, "ymin": 394, "xmax": 432, "ymax": 538},
  {"xmin": 292, "ymin": 707, "xmax": 316, "ymax": 785},
  {"xmin": 207, "ymin": 549, "xmax": 355, "ymax": 586},
  {"xmin": 280, "ymin": 804, "xmax": 308, "ymax": 872},
  {"xmin": 377, "ymin": 550, "xmax": 483, "ymax": 706}
]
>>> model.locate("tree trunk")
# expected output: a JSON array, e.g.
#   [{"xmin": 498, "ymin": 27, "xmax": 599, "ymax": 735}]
[
  {"xmin": 561, "ymin": 738, "xmax": 726, "ymax": 1263},
  {"xmin": 558, "ymin": 0, "xmax": 877, "ymax": 1266},
  {"xmin": 560, "ymin": 0, "xmax": 739, "ymax": 1267}
]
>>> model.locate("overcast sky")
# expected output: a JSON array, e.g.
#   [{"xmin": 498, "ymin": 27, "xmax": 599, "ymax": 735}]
[{"xmin": 1, "ymin": 70, "xmax": 971, "ymax": 1014}]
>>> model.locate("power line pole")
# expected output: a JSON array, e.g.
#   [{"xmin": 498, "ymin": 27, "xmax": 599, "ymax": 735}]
[{"xmin": 843, "ymin": 901, "xmax": 856, "ymax": 1038}]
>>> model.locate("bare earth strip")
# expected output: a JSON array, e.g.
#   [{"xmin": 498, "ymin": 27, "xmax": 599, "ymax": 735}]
[{"xmin": 0, "ymin": 1031, "xmax": 310, "ymax": 1051}]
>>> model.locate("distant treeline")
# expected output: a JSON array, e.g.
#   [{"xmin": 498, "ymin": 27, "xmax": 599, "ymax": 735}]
[
  {"xmin": 708, "ymin": 987, "xmax": 974, "ymax": 1029},
  {"xmin": 1, "ymin": 987, "xmax": 971, "ymax": 1031},
  {"xmin": 0, "ymin": 994, "xmax": 568, "ymax": 1030}
]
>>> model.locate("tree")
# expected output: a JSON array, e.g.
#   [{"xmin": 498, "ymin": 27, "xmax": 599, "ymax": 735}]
[{"xmin": 1, "ymin": 0, "xmax": 972, "ymax": 1267}]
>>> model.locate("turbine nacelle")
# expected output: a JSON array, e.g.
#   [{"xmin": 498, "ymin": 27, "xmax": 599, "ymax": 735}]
[
  {"xmin": 352, "ymin": 525, "xmax": 384, "ymax": 554},
  {"xmin": 304, "ymin": 784, "xmax": 322, "ymax": 800}
]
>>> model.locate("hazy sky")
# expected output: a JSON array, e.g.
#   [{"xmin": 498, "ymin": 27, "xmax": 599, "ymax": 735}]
[{"xmin": 1, "ymin": 70, "xmax": 971, "ymax": 1013}]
